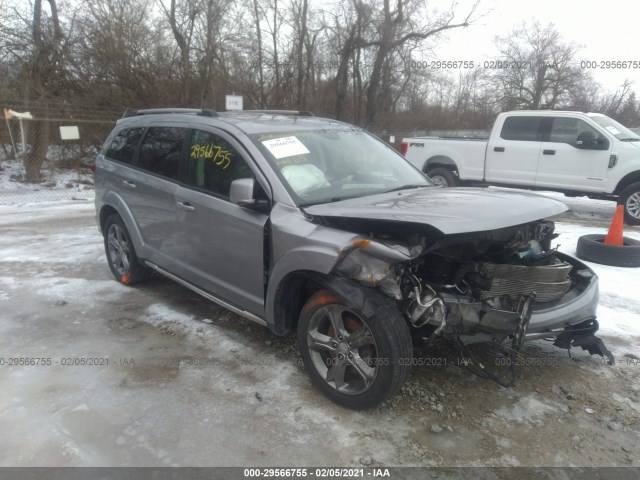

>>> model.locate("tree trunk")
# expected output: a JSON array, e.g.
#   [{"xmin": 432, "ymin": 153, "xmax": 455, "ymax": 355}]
[
  {"xmin": 295, "ymin": 0, "xmax": 308, "ymax": 109},
  {"xmin": 271, "ymin": 0, "xmax": 280, "ymax": 107},
  {"xmin": 334, "ymin": 26, "xmax": 355, "ymax": 120},
  {"xmin": 24, "ymin": 119, "xmax": 49, "ymax": 183},
  {"xmin": 253, "ymin": 0, "xmax": 265, "ymax": 108}
]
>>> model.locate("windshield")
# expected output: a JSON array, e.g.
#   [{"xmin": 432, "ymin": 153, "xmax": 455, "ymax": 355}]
[
  {"xmin": 250, "ymin": 128, "xmax": 432, "ymax": 206},
  {"xmin": 590, "ymin": 115, "xmax": 639, "ymax": 140}
]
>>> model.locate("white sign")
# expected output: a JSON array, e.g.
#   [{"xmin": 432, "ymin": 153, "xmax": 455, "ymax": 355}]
[
  {"xmin": 225, "ymin": 95, "xmax": 243, "ymax": 111},
  {"xmin": 262, "ymin": 136, "xmax": 310, "ymax": 159},
  {"xmin": 605, "ymin": 126, "xmax": 621, "ymax": 135},
  {"xmin": 59, "ymin": 126, "xmax": 80, "ymax": 140}
]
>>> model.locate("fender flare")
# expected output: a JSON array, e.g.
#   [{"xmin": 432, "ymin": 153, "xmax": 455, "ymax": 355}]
[
  {"xmin": 99, "ymin": 191, "xmax": 147, "ymax": 259},
  {"xmin": 265, "ymin": 248, "xmax": 338, "ymax": 334},
  {"xmin": 423, "ymin": 155, "xmax": 458, "ymax": 173}
]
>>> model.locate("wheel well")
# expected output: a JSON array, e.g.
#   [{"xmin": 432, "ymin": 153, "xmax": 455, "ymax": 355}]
[
  {"xmin": 272, "ymin": 271, "xmax": 325, "ymax": 334},
  {"xmin": 614, "ymin": 171, "xmax": 640, "ymax": 195},
  {"xmin": 423, "ymin": 156, "xmax": 457, "ymax": 174},
  {"xmin": 99, "ymin": 205, "xmax": 118, "ymax": 233}
]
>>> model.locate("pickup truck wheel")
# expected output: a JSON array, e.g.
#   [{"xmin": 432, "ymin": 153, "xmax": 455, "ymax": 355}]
[
  {"xmin": 297, "ymin": 289, "xmax": 412, "ymax": 409},
  {"xmin": 620, "ymin": 182, "xmax": 640, "ymax": 225},
  {"xmin": 104, "ymin": 214, "xmax": 149, "ymax": 284},
  {"xmin": 426, "ymin": 167, "xmax": 457, "ymax": 187},
  {"xmin": 576, "ymin": 234, "xmax": 640, "ymax": 267}
]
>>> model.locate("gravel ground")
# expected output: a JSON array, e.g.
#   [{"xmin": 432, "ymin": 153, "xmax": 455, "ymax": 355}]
[{"xmin": 0, "ymin": 195, "xmax": 639, "ymax": 468}]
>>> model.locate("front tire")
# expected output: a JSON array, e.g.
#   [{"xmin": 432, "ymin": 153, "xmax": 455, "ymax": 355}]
[
  {"xmin": 426, "ymin": 167, "xmax": 457, "ymax": 187},
  {"xmin": 297, "ymin": 289, "xmax": 412, "ymax": 409},
  {"xmin": 620, "ymin": 182, "xmax": 640, "ymax": 225},
  {"xmin": 104, "ymin": 214, "xmax": 149, "ymax": 285}
]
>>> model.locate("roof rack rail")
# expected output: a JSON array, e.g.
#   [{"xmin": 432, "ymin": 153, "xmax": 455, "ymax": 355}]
[
  {"xmin": 241, "ymin": 110, "xmax": 314, "ymax": 117},
  {"xmin": 123, "ymin": 108, "xmax": 219, "ymax": 118}
]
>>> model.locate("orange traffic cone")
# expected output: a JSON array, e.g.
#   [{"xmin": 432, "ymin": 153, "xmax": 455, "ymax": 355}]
[{"xmin": 604, "ymin": 204, "xmax": 624, "ymax": 246}]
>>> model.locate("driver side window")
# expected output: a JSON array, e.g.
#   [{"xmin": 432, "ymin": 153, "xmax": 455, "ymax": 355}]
[
  {"xmin": 186, "ymin": 129, "xmax": 255, "ymax": 199},
  {"xmin": 549, "ymin": 118, "xmax": 600, "ymax": 147}
]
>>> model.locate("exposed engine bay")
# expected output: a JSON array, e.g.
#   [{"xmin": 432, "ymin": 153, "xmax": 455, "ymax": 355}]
[{"xmin": 317, "ymin": 216, "xmax": 614, "ymax": 386}]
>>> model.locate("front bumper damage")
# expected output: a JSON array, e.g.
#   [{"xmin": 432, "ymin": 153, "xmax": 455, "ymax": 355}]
[{"xmin": 331, "ymin": 236, "xmax": 614, "ymax": 385}]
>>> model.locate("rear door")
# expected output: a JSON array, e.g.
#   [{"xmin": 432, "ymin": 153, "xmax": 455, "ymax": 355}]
[
  {"xmin": 125, "ymin": 126, "xmax": 189, "ymax": 269},
  {"xmin": 535, "ymin": 116, "xmax": 611, "ymax": 190},
  {"xmin": 101, "ymin": 126, "xmax": 145, "ymax": 209},
  {"xmin": 173, "ymin": 127, "xmax": 270, "ymax": 316},
  {"xmin": 485, "ymin": 116, "xmax": 544, "ymax": 185}
]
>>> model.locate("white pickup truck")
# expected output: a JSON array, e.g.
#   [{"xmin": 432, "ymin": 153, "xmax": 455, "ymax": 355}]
[{"xmin": 402, "ymin": 110, "xmax": 640, "ymax": 224}]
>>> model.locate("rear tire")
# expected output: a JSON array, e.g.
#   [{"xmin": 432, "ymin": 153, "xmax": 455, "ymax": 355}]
[
  {"xmin": 620, "ymin": 182, "xmax": 640, "ymax": 225},
  {"xmin": 576, "ymin": 234, "xmax": 640, "ymax": 268},
  {"xmin": 426, "ymin": 167, "xmax": 457, "ymax": 187},
  {"xmin": 297, "ymin": 289, "xmax": 412, "ymax": 409},
  {"xmin": 104, "ymin": 214, "xmax": 149, "ymax": 284}
]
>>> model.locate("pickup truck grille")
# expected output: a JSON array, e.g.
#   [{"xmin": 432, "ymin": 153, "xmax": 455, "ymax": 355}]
[{"xmin": 479, "ymin": 261, "xmax": 572, "ymax": 303}]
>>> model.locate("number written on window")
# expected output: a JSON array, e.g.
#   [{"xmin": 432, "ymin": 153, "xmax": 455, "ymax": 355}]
[{"xmin": 190, "ymin": 143, "xmax": 231, "ymax": 170}]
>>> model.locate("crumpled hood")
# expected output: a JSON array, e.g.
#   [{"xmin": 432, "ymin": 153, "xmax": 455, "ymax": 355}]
[{"xmin": 303, "ymin": 187, "xmax": 568, "ymax": 235}]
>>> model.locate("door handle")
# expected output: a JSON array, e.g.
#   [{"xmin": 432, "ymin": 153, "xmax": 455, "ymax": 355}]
[
  {"xmin": 122, "ymin": 180, "xmax": 136, "ymax": 189},
  {"xmin": 543, "ymin": 150, "xmax": 556, "ymax": 155},
  {"xmin": 494, "ymin": 147, "xmax": 505, "ymax": 152},
  {"xmin": 177, "ymin": 201, "xmax": 195, "ymax": 212}
]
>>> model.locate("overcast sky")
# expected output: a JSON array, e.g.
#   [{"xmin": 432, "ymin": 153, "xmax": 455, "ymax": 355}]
[{"xmin": 430, "ymin": 0, "xmax": 640, "ymax": 90}]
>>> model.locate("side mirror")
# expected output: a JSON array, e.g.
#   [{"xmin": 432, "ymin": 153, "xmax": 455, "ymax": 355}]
[
  {"xmin": 229, "ymin": 178, "xmax": 271, "ymax": 213},
  {"xmin": 576, "ymin": 131, "xmax": 596, "ymax": 148},
  {"xmin": 596, "ymin": 135, "xmax": 610, "ymax": 150},
  {"xmin": 576, "ymin": 131, "xmax": 609, "ymax": 150}
]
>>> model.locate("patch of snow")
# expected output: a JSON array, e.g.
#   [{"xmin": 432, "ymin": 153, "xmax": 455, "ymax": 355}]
[
  {"xmin": 0, "ymin": 230, "xmax": 103, "ymax": 263},
  {"xmin": 0, "ymin": 199, "xmax": 95, "ymax": 225},
  {"xmin": 32, "ymin": 277, "xmax": 129, "ymax": 305},
  {"xmin": 551, "ymin": 222, "xmax": 640, "ymax": 347},
  {"xmin": 494, "ymin": 396, "xmax": 557, "ymax": 426},
  {"xmin": 0, "ymin": 160, "xmax": 94, "ymax": 204}
]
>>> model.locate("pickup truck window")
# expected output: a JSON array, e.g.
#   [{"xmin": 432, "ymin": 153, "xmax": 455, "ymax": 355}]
[
  {"xmin": 500, "ymin": 116, "xmax": 544, "ymax": 141},
  {"xmin": 549, "ymin": 118, "xmax": 600, "ymax": 147}
]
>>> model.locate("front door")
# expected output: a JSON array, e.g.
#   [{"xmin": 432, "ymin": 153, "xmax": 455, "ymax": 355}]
[
  {"xmin": 173, "ymin": 128, "xmax": 269, "ymax": 316},
  {"xmin": 535, "ymin": 117, "xmax": 611, "ymax": 191}
]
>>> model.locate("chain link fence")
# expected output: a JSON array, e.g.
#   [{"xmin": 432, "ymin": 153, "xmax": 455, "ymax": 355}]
[{"xmin": 1, "ymin": 101, "xmax": 118, "ymax": 204}]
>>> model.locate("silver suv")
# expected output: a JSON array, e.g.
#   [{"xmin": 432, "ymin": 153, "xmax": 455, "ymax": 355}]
[{"xmin": 95, "ymin": 109, "xmax": 612, "ymax": 409}]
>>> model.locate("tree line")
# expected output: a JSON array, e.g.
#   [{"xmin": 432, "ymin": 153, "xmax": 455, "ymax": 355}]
[{"xmin": 1, "ymin": 0, "xmax": 639, "ymax": 181}]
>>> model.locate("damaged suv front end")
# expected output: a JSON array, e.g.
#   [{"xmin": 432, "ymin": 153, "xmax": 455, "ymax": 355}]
[
  {"xmin": 254, "ymin": 126, "xmax": 612, "ymax": 408},
  {"xmin": 298, "ymin": 187, "xmax": 609, "ymax": 358}
]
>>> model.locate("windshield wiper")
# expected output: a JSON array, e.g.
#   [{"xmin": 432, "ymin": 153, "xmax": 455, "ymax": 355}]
[
  {"xmin": 384, "ymin": 184, "xmax": 429, "ymax": 193},
  {"xmin": 620, "ymin": 137, "xmax": 640, "ymax": 142}
]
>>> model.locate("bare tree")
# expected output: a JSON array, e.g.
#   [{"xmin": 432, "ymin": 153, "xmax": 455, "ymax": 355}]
[
  {"xmin": 157, "ymin": 0, "xmax": 202, "ymax": 106},
  {"xmin": 493, "ymin": 21, "xmax": 590, "ymax": 110},
  {"xmin": 0, "ymin": 0, "xmax": 68, "ymax": 181},
  {"xmin": 251, "ymin": 0, "xmax": 266, "ymax": 107},
  {"xmin": 77, "ymin": 0, "xmax": 166, "ymax": 108},
  {"xmin": 355, "ymin": 0, "xmax": 480, "ymax": 126}
]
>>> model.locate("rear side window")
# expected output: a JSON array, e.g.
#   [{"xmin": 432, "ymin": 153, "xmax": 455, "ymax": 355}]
[
  {"xmin": 138, "ymin": 127, "xmax": 187, "ymax": 180},
  {"xmin": 500, "ymin": 117, "xmax": 544, "ymax": 141},
  {"xmin": 186, "ymin": 129, "xmax": 255, "ymax": 199},
  {"xmin": 105, "ymin": 128, "xmax": 144, "ymax": 164}
]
